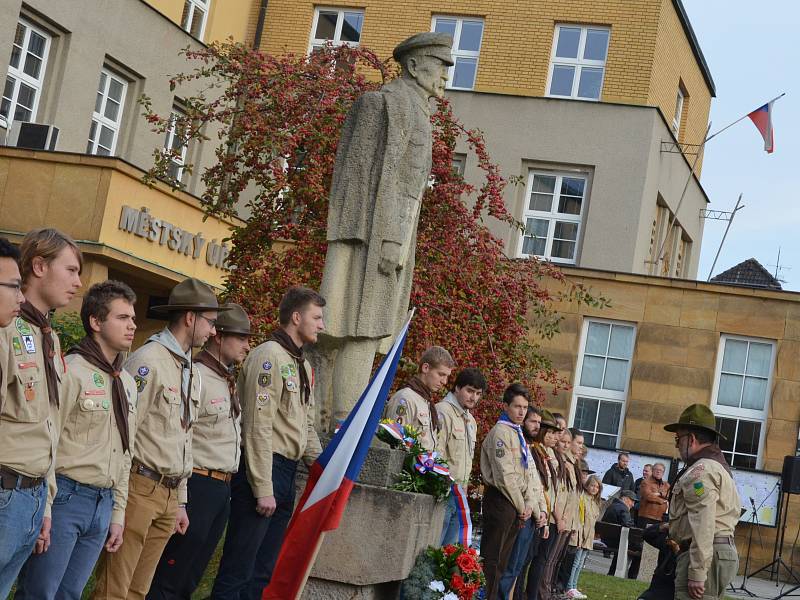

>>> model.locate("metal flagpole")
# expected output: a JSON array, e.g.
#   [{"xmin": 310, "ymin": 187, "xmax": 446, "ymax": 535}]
[
  {"xmin": 706, "ymin": 193, "xmax": 744, "ymax": 281},
  {"xmin": 705, "ymin": 92, "xmax": 786, "ymax": 144},
  {"xmin": 655, "ymin": 121, "xmax": 713, "ymax": 270}
]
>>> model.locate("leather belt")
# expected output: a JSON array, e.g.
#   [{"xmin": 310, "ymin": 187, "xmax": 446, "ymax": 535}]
[
  {"xmin": 192, "ymin": 467, "xmax": 233, "ymax": 483},
  {"xmin": 132, "ymin": 462, "xmax": 181, "ymax": 489},
  {"xmin": 0, "ymin": 466, "xmax": 44, "ymax": 490},
  {"xmin": 679, "ymin": 536, "xmax": 734, "ymax": 553}
]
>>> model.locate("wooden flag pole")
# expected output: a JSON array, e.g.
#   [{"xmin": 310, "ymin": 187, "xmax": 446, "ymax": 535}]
[{"xmin": 293, "ymin": 531, "xmax": 327, "ymax": 600}]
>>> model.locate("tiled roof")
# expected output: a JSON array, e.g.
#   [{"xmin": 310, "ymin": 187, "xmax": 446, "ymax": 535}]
[{"xmin": 710, "ymin": 258, "xmax": 782, "ymax": 290}]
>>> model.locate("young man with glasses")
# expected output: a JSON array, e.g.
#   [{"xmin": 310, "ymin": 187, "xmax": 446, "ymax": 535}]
[
  {"xmin": 0, "ymin": 229, "xmax": 82, "ymax": 598},
  {"xmin": 148, "ymin": 303, "xmax": 253, "ymax": 600},
  {"xmin": 92, "ymin": 278, "xmax": 227, "ymax": 599},
  {"xmin": 0, "ymin": 237, "xmax": 24, "ymax": 327}
]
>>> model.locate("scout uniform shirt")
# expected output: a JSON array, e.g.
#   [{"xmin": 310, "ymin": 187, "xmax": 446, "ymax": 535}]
[
  {"xmin": 574, "ymin": 492, "xmax": 602, "ymax": 549},
  {"xmin": 435, "ymin": 393, "xmax": 477, "ymax": 487},
  {"xmin": 526, "ymin": 445, "xmax": 549, "ymax": 520},
  {"xmin": 384, "ymin": 386, "xmax": 437, "ymax": 451},
  {"xmin": 562, "ymin": 452, "xmax": 580, "ymax": 532},
  {"xmin": 0, "ymin": 317, "xmax": 64, "ymax": 505},
  {"xmin": 480, "ymin": 422, "xmax": 536, "ymax": 515},
  {"xmin": 669, "ymin": 458, "xmax": 741, "ymax": 582},
  {"xmin": 240, "ymin": 340, "xmax": 322, "ymax": 498},
  {"xmin": 124, "ymin": 342, "xmax": 201, "ymax": 504},
  {"xmin": 192, "ymin": 360, "xmax": 241, "ymax": 474},
  {"xmin": 546, "ymin": 446, "xmax": 561, "ymax": 525},
  {"xmin": 54, "ymin": 354, "xmax": 138, "ymax": 525}
]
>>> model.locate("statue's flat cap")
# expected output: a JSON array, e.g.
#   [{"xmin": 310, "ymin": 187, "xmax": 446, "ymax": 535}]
[{"xmin": 393, "ymin": 32, "xmax": 455, "ymax": 65}]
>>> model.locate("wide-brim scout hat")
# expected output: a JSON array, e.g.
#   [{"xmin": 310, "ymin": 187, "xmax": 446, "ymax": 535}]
[
  {"xmin": 393, "ymin": 32, "xmax": 455, "ymax": 66},
  {"xmin": 540, "ymin": 409, "xmax": 562, "ymax": 431},
  {"xmin": 579, "ymin": 459, "xmax": 595, "ymax": 474},
  {"xmin": 215, "ymin": 303, "xmax": 253, "ymax": 336},
  {"xmin": 151, "ymin": 278, "xmax": 231, "ymax": 315},
  {"xmin": 663, "ymin": 403, "xmax": 726, "ymax": 440}
]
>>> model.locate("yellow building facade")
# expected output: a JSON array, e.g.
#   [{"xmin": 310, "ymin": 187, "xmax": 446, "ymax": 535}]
[
  {"xmin": 539, "ymin": 267, "xmax": 800, "ymax": 572},
  {"xmin": 0, "ymin": 148, "xmax": 240, "ymax": 346},
  {"xmin": 254, "ymin": 0, "xmax": 713, "ymax": 151}
]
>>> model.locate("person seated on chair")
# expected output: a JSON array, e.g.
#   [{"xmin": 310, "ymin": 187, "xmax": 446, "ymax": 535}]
[{"xmin": 601, "ymin": 490, "xmax": 641, "ymax": 579}]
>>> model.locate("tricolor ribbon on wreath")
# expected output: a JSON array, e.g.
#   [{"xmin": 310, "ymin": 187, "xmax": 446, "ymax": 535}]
[
  {"xmin": 452, "ymin": 482, "xmax": 473, "ymax": 547},
  {"xmin": 414, "ymin": 451, "xmax": 451, "ymax": 477},
  {"xmin": 379, "ymin": 421, "xmax": 415, "ymax": 449}
]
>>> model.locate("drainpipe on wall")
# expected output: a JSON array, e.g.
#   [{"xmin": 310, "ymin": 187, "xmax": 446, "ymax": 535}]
[{"xmin": 253, "ymin": 0, "xmax": 268, "ymax": 50}]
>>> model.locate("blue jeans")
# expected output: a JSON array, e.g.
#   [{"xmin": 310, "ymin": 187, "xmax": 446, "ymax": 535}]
[
  {"xmin": 566, "ymin": 547, "xmax": 589, "ymax": 591},
  {"xmin": 16, "ymin": 475, "xmax": 113, "ymax": 600},
  {"xmin": 498, "ymin": 519, "xmax": 537, "ymax": 599},
  {"xmin": 211, "ymin": 454, "xmax": 298, "ymax": 600},
  {"xmin": 440, "ymin": 493, "xmax": 460, "ymax": 546},
  {"xmin": 0, "ymin": 479, "xmax": 45, "ymax": 598}
]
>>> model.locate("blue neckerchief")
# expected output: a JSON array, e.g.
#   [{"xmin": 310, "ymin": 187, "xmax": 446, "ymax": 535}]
[{"xmin": 498, "ymin": 412, "xmax": 531, "ymax": 469}]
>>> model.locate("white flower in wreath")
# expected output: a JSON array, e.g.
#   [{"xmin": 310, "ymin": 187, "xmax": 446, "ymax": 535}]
[
  {"xmin": 441, "ymin": 593, "xmax": 459, "ymax": 600},
  {"xmin": 428, "ymin": 580, "xmax": 445, "ymax": 592}
]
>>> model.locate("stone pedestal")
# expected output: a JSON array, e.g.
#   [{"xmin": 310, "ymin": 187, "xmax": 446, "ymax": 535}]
[{"xmin": 297, "ymin": 441, "xmax": 446, "ymax": 599}]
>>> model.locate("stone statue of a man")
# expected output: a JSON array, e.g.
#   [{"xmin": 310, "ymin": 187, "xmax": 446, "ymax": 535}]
[{"xmin": 315, "ymin": 33, "xmax": 453, "ymax": 426}]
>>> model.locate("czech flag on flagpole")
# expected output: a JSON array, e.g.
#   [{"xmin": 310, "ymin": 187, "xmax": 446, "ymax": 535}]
[
  {"xmin": 747, "ymin": 101, "xmax": 775, "ymax": 153},
  {"xmin": 262, "ymin": 311, "xmax": 414, "ymax": 600}
]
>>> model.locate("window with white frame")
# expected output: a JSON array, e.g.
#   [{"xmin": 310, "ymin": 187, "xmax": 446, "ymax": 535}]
[
  {"xmin": 571, "ymin": 320, "xmax": 636, "ymax": 448},
  {"xmin": 519, "ymin": 171, "xmax": 587, "ymax": 264},
  {"xmin": 432, "ymin": 17, "xmax": 484, "ymax": 90},
  {"xmin": 673, "ymin": 86, "xmax": 685, "ymax": 135},
  {"xmin": 87, "ymin": 69, "xmax": 127, "ymax": 156},
  {"xmin": 547, "ymin": 25, "xmax": 609, "ymax": 100},
  {"xmin": 164, "ymin": 106, "xmax": 188, "ymax": 183},
  {"xmin": 1, "ymin": 20, "xmax": 50, "ymax": 126},
  {"xmin": 711, "ymin": 335, "xmax": 775, "ymax": 468},
  {"xmin": 181, "ymin": 0, "xmax": 210, "ymax": 40},
  {"xmin": 309, "ymin": 8, "xmax": 364, "ymax": 53}
]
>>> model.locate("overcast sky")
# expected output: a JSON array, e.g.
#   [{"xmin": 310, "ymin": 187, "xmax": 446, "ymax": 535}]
[{"xmin": 683, "ymin": 1, "xmax": 799, "ymax": 288}]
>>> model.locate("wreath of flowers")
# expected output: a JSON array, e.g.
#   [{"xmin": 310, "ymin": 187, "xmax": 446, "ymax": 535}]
[
  {"xmin": 376, "ymin": 419, "xmax": 452, "ymax": 501},
  {"xmin": 401, "ymin": 544, "xmax": 485, "ymax": 600}
]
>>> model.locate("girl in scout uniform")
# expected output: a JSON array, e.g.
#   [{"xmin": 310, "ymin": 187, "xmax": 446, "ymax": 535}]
[{"xmin": 565, "ymin": 475, "xmax": 603, "ymax": 599}]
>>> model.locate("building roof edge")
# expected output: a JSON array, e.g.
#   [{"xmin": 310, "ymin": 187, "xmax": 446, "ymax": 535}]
[{"xmin": 672, "ymin": 0, "xmax": 716, "ymax": 97}]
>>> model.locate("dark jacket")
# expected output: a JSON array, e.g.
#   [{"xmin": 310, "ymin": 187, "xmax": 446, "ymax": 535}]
[
  {"xmin": 602, "ymin": 498, "xmax": 635, "ymax": 530},
  {"xmin": 603, "ymin": 464, "xmax": 635, "ymax": 492}
]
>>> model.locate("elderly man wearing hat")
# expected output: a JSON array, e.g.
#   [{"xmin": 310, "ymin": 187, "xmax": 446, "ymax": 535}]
[
  {"xmin": 148, "ymin": 303, "xmax": 253, "ymax": 600},
  {"xmin": 664, "ymin": 404, "xmax": 740, "ymax": 600},
  {"xmin": 92, "ymin": 277, "xmax": 227, "ymax": 599}
]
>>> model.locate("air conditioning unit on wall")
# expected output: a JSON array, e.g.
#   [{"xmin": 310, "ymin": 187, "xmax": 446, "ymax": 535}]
[{"xmin": 8, "ymin": 121, "xmax": 59, "ymax": 151}]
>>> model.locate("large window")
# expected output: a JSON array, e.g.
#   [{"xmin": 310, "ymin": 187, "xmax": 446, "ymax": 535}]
[
  {"xmin": 547, "ymin": 25, "xmax": 609, "ymax": 100},
  {"xmin": 572, "ymin": 320, "xmax": 636, "ymax": 448},
  {"xmin": 181, "ymin": 0, "xmax": 210, "ymax": 40},
  {"xmin": 712, "ymin": 335, "xmax": 775, "ymax": 468},
  {"xmin": 164, "ymin": 106, "xmax": 188, "ymax": 183},
  {"xmin": 432, "ymin": 17, "xmax": 484, "ymax": 90},
  {"xmin": 1, "ymin": 20, "xmax": 50, "ymax": 126},
  {"xmin": 309, "ymin": 8, "xmax": 364, "ymax": 53},
  {"xmin": 518, "ymin": 171, "xmax": 587, "ymax": 264},
  {"xmin": 87, "ymin": 69, "xmax": 127, "ymax": 156}
]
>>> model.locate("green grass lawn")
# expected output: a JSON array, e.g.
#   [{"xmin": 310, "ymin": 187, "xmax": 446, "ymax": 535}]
[{"xmin": 577, "ymin": 570, "xmax": 737, "ymax": 600}]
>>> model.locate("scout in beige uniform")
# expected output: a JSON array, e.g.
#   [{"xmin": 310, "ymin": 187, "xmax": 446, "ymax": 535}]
[
  {"xmin": 0, "ymin": 228, "xmax": 82, "ymax": 599},
  {"xmin": 16, "ymin": 280, "xmax": 138, "ymax": 600},
  {"xmin": 92, "ymin": 278, "xmax": 224, "ymax": 600},
  {"xmin": 383, "ymin": 346, "xmax": 455, "ymax": 451},
  {"xmin": 665, "ymin": 404, "xmax": 741, "ymax": 600},
  {"xmin": 497, "ymin": 406, "xmax": 553, "ymax": 599},
  {"xmin": 436, "ymin": 367, "xmax": 485, "ymax": 546},
  {"xmin": 212, "ymin": 287, "xmax": 325, "ymax": 599},
  {"xmin": 479, "ymin": 383, "xmax": 537, "ymax": 599},
  {"xmin": 149, "ymin": 304, "xmax": 253, "ymax": 600}
]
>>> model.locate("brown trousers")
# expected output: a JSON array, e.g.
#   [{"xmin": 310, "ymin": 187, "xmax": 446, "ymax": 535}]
[
  {"xmin": 481, "ymin": 485, "xmax": 521, "ymax": 600},
  {"xmin": 91, "ymin": 472, "xmax": 179, "ymax": 600},
  {"xmin": 540, "ymin": 529, "xmax": 571, "ymax": 598}
]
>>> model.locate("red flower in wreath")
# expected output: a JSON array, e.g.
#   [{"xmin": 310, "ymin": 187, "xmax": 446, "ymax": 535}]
[
  {"xmin": 456, "ymin": 552, "xmax": 480, "ymax": 574},
  {"xmin": 443, "ymin": 544, "xmax": 458, "ymax": 557},
  {"xmin": 451, "ymin": 573, "xmax": 466, "ymax": 592}
]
